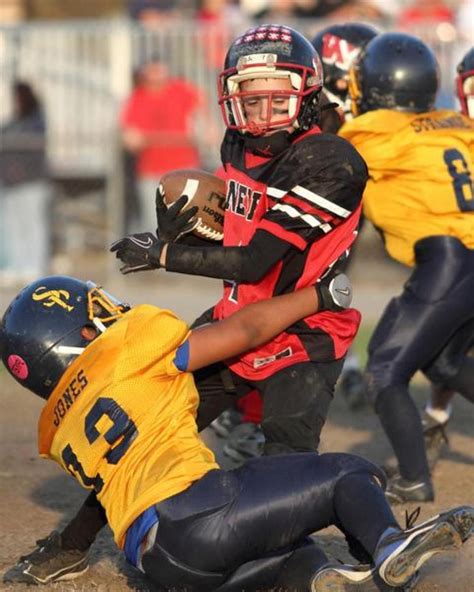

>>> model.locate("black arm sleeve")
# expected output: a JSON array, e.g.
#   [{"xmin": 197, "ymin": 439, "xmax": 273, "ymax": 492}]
[
  {"xmin": 60, "ymin": 491, "xmax": 107, "ymax": 551},
  {"xmin": 164, "ymin": 230, "xmax": 292, "ymax": 283}
]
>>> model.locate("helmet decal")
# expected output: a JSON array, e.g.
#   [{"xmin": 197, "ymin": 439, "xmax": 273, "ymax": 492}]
[
  {"xmin": 8, "ymin": 354, "xmax": 29, "ymax": 380},
  {"xmin": 321, "ymin": 34, "xmax": 360, "ymax": 72},
  {"xmin": 32, "ymin": 287, "xmax": 75, "ymax": 312}
]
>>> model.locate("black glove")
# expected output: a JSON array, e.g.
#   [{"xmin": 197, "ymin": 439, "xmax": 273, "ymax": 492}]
[
  {"xmin": 156, "ymin": 187, "xmax": 199, "ymax": 242},
  {"xmin": 110, "ymin": 232, "xmax": 163, "ymax": 275},
  {"xmin": 315, "ymin": 272, "xmax": 352, "ymax": 312}
]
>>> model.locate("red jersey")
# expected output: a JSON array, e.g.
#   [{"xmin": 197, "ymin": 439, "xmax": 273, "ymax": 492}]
[
  {"xmin": 121, "ymin": 79, "xmax": 202, "ymax": 176},
  {"xmin": 213, "ymin": 129, "xmax": 368, "ymax": 380}
]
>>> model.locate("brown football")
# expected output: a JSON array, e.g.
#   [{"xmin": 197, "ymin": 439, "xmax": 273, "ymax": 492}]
[{"xmin": 159, "ymin": 169, "xmax": 226, "ymax": 241}]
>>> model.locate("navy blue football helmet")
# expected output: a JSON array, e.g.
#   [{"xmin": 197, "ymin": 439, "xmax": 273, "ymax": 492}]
[
  {"xmin": 218, "ymin": 24, "xmax": 323, "ymax": 135},
  {"xmin": 349, "ymin": 33, "xmax": 439, "ymax": 116},
  {"xmin": 311, "ymin": 23, "xmax": 378, "ymax": 103},
  {"xmin": 0, "ymin": 276, "xmax": 129, "ymax": 399},
  {"xmin": 457, "ymin": 47, "xmax": 474, "ymax": 119}
]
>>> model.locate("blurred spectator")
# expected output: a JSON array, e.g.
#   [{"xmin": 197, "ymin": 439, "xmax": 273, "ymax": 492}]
[
  {"xmin": 397, "ymin": 0, "xmax": 454, "ymax": 28},
  {"xmin": 0, "ymin": 81, "xmax": 52, "ymax": 285},
  {"xmin": 240, "ymin": 0, "xmax": 389, "ymax": 19},
  {"xmin": 120, "ymin": 55, "xmax": 209, "ymax": 232},
  {"xmin": 196, "ymin": 0, "xmax": 247, "ymax": 74},
  {"xmin": 127, "ymin": 0, "xmax": 182, "ymax": 24}
]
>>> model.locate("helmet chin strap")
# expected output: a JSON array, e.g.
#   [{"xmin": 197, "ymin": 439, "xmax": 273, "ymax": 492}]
[{"xmin": 243, "ymin": 129, "xmax": 294, "ymax": 157}]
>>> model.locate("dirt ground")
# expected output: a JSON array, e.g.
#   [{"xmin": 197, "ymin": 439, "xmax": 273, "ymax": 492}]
[{"xmin": 0, "ymin": 248, "xmax": 473, "ymax": 591}]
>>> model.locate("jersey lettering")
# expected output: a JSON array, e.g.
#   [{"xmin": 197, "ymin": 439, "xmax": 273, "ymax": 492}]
[
  {"xmin": 85, "ymin": 397, "xmax": 138, "ymax": 465},
  {"xmin": 61, "ymin": 397, "xmax": 138, "ymax": 491},
  {"xmin": 53, "ymin": 369, "xmax": 88, "ymax": 427},
  {"xmin": 225, "ymin": 180, "xmax": 262, "ymax": 221},
  {"xmin": 443, "ymin": 148, "xmax": 474, "ymax": 212}
]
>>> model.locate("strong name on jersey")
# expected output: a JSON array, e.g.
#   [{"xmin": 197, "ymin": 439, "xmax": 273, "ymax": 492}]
[
  {"xmin": 340, "ymin": 110, "xmax": 474, "ymax": 266},
  {"xmin": 213, "ymin": 128, "xmax": 368, "ymax": 380},
  {"xmin": 38, "ymin": 306, "xmax": 218, "ymax": 547}
]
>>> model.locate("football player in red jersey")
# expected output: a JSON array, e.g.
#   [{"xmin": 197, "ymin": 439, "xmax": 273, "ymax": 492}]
[{"xmin": 112, "ymin": 24, "xmax": 368, "ymax": 458}]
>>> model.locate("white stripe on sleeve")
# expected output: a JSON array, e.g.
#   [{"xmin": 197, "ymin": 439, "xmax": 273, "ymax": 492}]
[
  {"xmin": 292, "ymin": 185, "xmax": 351, "ymax": 218},
  {"xmin": 272, "ymin": 203, "xmax": 332, "ymax": 232}
]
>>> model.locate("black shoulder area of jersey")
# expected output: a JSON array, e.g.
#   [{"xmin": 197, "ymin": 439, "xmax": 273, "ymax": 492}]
[{"xmin": 274, "ymin": 134, "xmax": 368, "ymax": 212}]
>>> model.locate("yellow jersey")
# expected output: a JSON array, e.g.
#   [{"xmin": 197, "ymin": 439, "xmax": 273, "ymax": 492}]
[
  {"xmin": 38, "ymin": 305, "xmax": 219, "ymax": 548},
  {"xmin": 339, "ymin": 110, "xmax": 474, "ymax": 266}
]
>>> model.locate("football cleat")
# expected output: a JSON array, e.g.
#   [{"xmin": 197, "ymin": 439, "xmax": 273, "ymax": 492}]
[
  {"xmin": 339, "ymin": 368, "xmax": 367, "ymax": 410},
  {"xmin": 3, "ymin": 531, "xmax": 89, "ymax": 585},
  {"xmin": 223, "ymin": 422, "xmax": 265, "ymax": 463},
  {"xmin": 209, "ymin": 408, "xmax": 243, "ymax": 439},
  {"xmin": 385, "ymin": 475, "xmax": 434, "ymax": 504},
  {"xmin": 375, "ymin": 506, "xmax": 474, "ymax": 587},
  {"xmin": 422, "ymin": 411, "xmax": 449, "ymax": 471},
  {"xmin": 312, "ymin": 563, "xmax": 418, "ymax": 591}
]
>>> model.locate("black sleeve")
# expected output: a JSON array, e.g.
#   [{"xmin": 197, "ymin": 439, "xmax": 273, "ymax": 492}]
[
  {"xmin": 60, "ymin": 491, "xmax": 107, "ymax": 551},
  {"xmin": 164, "ymin": 230, "xmax": 292, "ymax": 283},
  {"xmin": 259, "ymin": 134, "xmax": 368, "ymax": 246}
]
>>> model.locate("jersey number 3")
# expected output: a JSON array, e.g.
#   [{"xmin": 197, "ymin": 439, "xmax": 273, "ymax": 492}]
[
  {"xmin": 444, "ymin": 149, "xmax": 474, "ymax": 212},
  {"xmin": 61, "ymin": 397, "xmax": 138, "ymax": 492}
]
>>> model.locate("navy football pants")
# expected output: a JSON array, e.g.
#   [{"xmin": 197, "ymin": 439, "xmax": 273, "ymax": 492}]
[
  {"xmin": 367, "ymin": 236, "xmax": 474, "ymax": 481},
  {"xmin": 142, "ymin": 453, "xmax": 393, "ymax": 592}
]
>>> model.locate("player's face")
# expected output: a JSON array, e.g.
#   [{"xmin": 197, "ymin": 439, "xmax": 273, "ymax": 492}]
[{"xmin": 240, "ymin": 78, "xmax": 294, "ymax": 135}]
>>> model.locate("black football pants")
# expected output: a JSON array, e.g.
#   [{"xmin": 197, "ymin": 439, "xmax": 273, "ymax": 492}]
[{"xmin": 193, "ymin": 359, "xmax": 343, "ymax": 455}]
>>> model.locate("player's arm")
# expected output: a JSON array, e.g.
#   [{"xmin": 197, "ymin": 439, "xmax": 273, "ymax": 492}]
[
  {"xmin": 110, "ymin": 186, "xmax": 292, "ymax": 282},
  {"xmin": 187, "ymin": 274, "xmax": 352, "ymax": 371}
]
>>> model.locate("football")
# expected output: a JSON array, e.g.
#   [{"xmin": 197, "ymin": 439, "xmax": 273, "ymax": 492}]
[{"xmin": 159, "ymin": 169, "xmax": 226, "ymax": 241}]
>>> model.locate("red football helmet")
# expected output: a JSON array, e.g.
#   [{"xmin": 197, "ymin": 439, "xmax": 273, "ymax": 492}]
[
  {"xmin": 457, "ymin": 47, "xmax": 474, "ymax": 119},
  {"xmin": 218, "ymin": 24, "xmax": 323, "ymax": 136}
]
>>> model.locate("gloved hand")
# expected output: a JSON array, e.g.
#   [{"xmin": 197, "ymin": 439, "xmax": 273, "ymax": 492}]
[
  {"xmin": 155, "ymin": 186, "xmax": 200, "ymax": 242},
  {"xmin": 110, "ymin": 232, "xmax": 163, "ymax": 275},
  {"xmin": 315, "ymin": 272, "xmax": 352, "ymax": 312},
  {"xmin": 3, "ymin": 531, "xmax": 89, "ymax": 585}
]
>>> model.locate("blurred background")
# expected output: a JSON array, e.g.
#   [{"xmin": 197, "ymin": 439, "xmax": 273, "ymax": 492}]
[{"xmin": 0, "ymin": 0, "xmax": 472, "ymax": 298}]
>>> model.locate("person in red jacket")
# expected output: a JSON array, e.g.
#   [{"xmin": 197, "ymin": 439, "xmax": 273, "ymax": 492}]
[{"xmin": 120, "ymin": 55, "xmax": 206, "ymax": 231}]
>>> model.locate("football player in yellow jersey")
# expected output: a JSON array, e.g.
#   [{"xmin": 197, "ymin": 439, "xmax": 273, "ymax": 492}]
[
  {"xmin": 340, "ymin": 33, "xmax": 474, "ymax": 504},
  {"xmin": 422, "ymin": 46, "xmax": 474, "ymax": 469},
  {"xmin": 2, "ymin": 275, "xmax": 473, "ymax": 591}
]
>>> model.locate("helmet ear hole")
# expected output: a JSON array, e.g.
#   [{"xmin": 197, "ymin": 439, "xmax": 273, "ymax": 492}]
[{"xmin": 81, "ymin": 325, "xmax": 98, "ymax": 342}]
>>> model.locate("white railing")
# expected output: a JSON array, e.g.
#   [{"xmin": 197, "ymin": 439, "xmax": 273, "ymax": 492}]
[{"xmin": 0, "ymin": 18, "xmax": 466, "ymax": 178}]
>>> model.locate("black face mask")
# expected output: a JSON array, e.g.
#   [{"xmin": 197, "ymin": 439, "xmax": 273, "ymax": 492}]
[{"xmin": 242, "ymin": 130, "xmax": 294, "ymax": 157}]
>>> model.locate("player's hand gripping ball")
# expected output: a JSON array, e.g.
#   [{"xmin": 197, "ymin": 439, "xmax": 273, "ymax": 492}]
[{"xmin": 158, "ymin": 169, "xmax": 226, "ymax": 242}]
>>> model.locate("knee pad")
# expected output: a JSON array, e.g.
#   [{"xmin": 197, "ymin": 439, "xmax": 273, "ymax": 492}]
[{"xmin": 324, "ymin": 452, "xmax": 387, "ymax": 491}]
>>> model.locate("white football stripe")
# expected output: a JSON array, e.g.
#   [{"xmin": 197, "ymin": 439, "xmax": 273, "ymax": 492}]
[
  {"xmin": 272, "ymin": 203, "xmax": 330, "ymax": 231},
  {"xmin": 292, "ymin": 185, "xmax": 351, "ymax": 218},
  {"xmin": 267, "ymin": 186, "xmax": 286, "ymax": 199},
  {"xmin": 182, "ymin": 179, "xmax": 200, "ymax": 202}
]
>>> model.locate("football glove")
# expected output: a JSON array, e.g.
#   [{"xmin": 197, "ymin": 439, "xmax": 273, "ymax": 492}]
[
  {"xmin": 315, "ymin": 272, "xmax": 352, "ymax": 312},
  {"xmin": 155, "ymin": 187, "xmax": 200, "ymax": 243},
  {"xmin": 3, "ymin": 531, "xmax": 89, "ymax": 585},
  {"xmin": 110, "ymin": 232, "xmax": 163, "ymax": 275}
]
